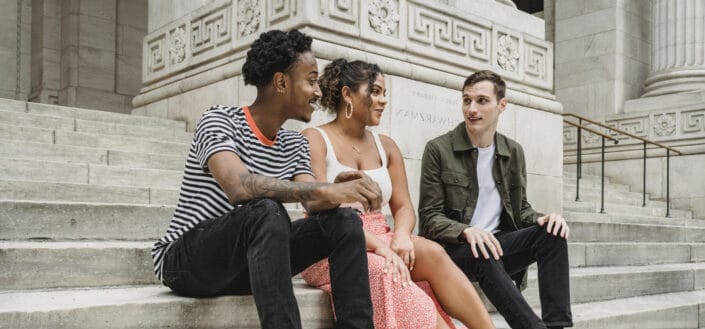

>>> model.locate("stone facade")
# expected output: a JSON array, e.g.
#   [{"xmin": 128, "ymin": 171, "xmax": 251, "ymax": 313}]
[
  {"xmin": 0, "ymin": 0, "xmax": 147, "ymax": 114},
  {"xmin": 132, "ymin": 0, "xmax": 563, "ymax": 215},
  {"xmin": 557, "ymin": 0, "xmax": 705, "ymax": 218}
]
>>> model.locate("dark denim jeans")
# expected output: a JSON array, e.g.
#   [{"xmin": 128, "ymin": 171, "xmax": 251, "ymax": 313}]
[
  {"xmin": 446, "ymin": 225, "xmax": 573, "ymax": 329},
  {"xmin": 161, "ymin": 198, "xmax": 374, "ymax": 329}
]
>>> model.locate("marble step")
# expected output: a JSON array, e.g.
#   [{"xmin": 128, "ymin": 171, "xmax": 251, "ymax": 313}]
[
  {"xmin": 563, "ymin": 184, "xmax": 660, "ymax": 207},
  {"xmin": 0, "ymin": 158, "xmax": 183, "ymax": 189},
  {"xmin": 0, "ymin": 201, "xmax": 173, "ymax": 240},
  {"xmin": 564, "ymin": 200, "xmax": 692, "ymax": 219},
  {"xmin": 0, "ymin": 200, "xmax": 302, "ymax": 241},
  {"xmin": 54, "ymin": 130, "xmax": 189, "ymax": 156},
  {"xmin": 0, "ymin": 179, "xmax": 179, "ymax": 205},
  {"xmin": 569, "ymin": 242, "xmax": 705, "ymax": 267},
  {"xmin": 569, "ymin": 220, "xmax": 705, "ymax": 243},
  {"xmin": 0, "ymin": 123, "xmax": 54, "ymax": 144},
  {"xmin": 564, "ymin": 210, "xmax": 705, "ymax": 228},
  {"xmin": 562, "ymin": 176, "xmax": 631, "ymax": 192},
  {"xmin": 24, "ymin": 101, "xmax": 186, "ymax": 130},
  {"xmin": 0, "ymin": 282, "xmax": 333, "ymax": 329},
  {"xmin": 0, "ymin": 98, "xmax": 25, "ymax": 112},
  {"xmin": 0, "ymin": 139, "xmax": 187, "ymax": 171},
  {"xmin": 492, "ymin": 289, "xmax": 705, "ymax": 329},
  {"xmin": 0, "ymin": 110, "xmax": 192, "ymax": 143}
]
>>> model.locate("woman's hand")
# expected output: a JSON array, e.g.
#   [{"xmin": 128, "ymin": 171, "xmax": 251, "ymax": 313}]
[
  {"xmin": 390, "ymin": 232, "xmax": 416, "ymax": 271},
  {"xmin": 374, "ymin": 245, "xmax": 412, "ymax": 287}
]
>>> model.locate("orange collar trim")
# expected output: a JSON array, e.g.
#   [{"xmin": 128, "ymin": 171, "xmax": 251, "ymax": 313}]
[{"xmin": 243, "ymin": 106, "xmax": 276, "ymax": 146}]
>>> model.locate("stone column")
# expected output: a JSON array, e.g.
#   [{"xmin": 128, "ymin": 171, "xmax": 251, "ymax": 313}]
[{"xmin": 643, "ymin": 0, "xmax": 705, "ymax": 97}]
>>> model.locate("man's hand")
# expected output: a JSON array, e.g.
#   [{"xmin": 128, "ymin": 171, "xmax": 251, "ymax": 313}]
[
  {"xmin": 461, "ymin": 227, "xmax": 503, "ymax": 260},
  {"xmin": 537, "ymin": 213, "xmax": 570, "ymax": 239},
  {"xmin": 390, "ymin": 232, "xmax": 415, "ymax": 271},
  {"xmin": 323, "ymin": 171, "xmax": 382, "ymax": 212}
]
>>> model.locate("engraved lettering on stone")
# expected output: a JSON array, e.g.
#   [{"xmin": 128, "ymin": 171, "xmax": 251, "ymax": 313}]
[
  {"xmin": 169, "ymin": 27, "xmax": 186, "ymax": 65},
  {"xmin": 238, "ymin": 0, "xmax": 261, "ymax": 37},
  {"xmin": 497, "ymin": 34, "xmax": 519, "ymax": 72},
  {"xmin": 269, "ymin": 0, "xmax": 295, "ymax": 25},
  {"xmin": 682, "ymin": 110, "xmax": 705, "ymax": 134},
  {"xmin": 148, "ymin": 34, "xmax": 166, "ymax": 73},
  {"xmin": 408, "ymin": 6, "xmax": 491, "ymax": 61},
  {"xmin": 191, "ymin": 7, "xmax": 231, "ymax": 56},
  {"xmin": 653, "ymin": 113, "xmax": 676, "ymax": 136},
  {"xmin": 368, "ymin": 0, "xmax": 400, "ymax": 35}
]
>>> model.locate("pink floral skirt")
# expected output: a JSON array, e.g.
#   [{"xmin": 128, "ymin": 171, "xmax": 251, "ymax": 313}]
[{"xmin": 301, "ymin": 211, "xmax": 465, "ymax": 329}]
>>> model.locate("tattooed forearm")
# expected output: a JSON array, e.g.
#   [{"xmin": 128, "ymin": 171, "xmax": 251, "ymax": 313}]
[{"xmin": 232, "ymin": 174, "xmax": 326, "ymax": 204}]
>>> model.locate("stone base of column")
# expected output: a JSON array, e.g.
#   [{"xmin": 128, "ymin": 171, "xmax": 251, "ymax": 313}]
[
  {"xmin": 625, "ymin": 89, "xmax": 705, "ymax": 114},
  {"xmin": 642, "ymin": 69, "xmax": 705, "ymax": 98}
]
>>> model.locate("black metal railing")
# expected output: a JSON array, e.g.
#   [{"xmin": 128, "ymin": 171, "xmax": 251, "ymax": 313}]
[{"xmin": 563, "ymin": 113, "xmax": 682, "ymax": 217}]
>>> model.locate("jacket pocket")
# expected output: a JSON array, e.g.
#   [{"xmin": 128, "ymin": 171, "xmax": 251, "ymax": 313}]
[{"xmin": 441, "ymin": 171, "xmax": 472, "ymax": 211}]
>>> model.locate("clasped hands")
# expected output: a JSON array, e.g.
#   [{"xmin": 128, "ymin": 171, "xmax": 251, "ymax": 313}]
[{"xmin": 375, "ymin": 232, "xmax": 415, "ymax": 288}]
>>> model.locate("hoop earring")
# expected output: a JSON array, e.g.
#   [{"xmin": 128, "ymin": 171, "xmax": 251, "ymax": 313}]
[{"xmin": 345, "ymin": 102, "xmax": 354, "ymax": 119}]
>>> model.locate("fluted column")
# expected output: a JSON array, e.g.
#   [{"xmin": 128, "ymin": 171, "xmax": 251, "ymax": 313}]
[{"xmin": 644, "ymin": 0, "xmax": 705, "ymax": 97}]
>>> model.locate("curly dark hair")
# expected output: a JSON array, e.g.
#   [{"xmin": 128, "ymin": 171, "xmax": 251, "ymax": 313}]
[
  {"xmin": 242, "ymin": 29, "xmax": 313, "ymax": 88},
  {"xmin": 463, "ymin": 70, "xmax": 506, "ymax": 100},
  {"xmin": 319, "ymin": 59, "xmax": 383, "ymax": 113}
]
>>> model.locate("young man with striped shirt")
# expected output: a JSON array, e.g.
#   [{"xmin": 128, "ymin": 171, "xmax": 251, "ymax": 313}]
[{"xmin": 152, "ymin": 29, "xmax": 380, "ymax": 329}]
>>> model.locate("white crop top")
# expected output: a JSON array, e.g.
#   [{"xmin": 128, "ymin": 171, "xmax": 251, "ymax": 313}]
[{"xmin": 314, "ymin": 127, "xmax": 393, "ymax": 207}]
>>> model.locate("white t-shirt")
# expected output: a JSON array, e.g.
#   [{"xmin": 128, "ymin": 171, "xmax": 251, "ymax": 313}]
[{"xmin": 470, "ymin": 144, "xmax": 502, "ymax": 233}]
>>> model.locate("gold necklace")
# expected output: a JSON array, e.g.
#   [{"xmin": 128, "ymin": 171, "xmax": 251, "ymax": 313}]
[{"xmin": 333, "ymin": 126, "xmax": 364, "ymax": 155}]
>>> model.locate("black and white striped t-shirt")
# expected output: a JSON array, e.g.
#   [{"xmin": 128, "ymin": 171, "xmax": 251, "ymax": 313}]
[{"xmin": 151, "ymin": 105, "xmax": 313, "ymax": 281}]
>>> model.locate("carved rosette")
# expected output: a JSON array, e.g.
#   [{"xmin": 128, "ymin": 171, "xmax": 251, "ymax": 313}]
[
  {"xmin": 238, "ymin": 0, "xmax": 261, "ymax": 37},
  {"xmin": 169, "ymin": 27, "xmax": 187, "ymax": 65},
  {"xmin": 368, "ymin": 0, "xmax": 400, "ymax": 36},
  {"xmin": 653, "ymin": 113, "xmax": 676, "ymax": 136},
  {"xmin": 496, "ymin": 34, "xmax": 519, "ymax": 72}
]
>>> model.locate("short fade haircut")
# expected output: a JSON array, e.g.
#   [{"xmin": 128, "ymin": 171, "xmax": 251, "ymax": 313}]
[
  {"xmin": 242, "ymin": 29, "xmax": 312, "ymax": 88},
  {"xmin": 463, "ymin": 70, "xmax": 506, "ymax": 100}
]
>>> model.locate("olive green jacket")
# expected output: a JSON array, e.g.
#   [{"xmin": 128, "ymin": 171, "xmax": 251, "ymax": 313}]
[{"xmin": 419, "ymin": 122, "xmax": 544, "ymax": 243}]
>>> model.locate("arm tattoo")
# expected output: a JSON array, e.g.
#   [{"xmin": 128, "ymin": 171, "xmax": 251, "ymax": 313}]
[{"xmin": 236, "ymin": 174, "xmax": 326, "ymax": 203}]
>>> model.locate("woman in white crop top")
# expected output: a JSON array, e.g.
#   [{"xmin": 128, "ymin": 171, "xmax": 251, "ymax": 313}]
[{"xmin": 300, "ymin": 59, "xmax": 494, "ymax": 329}]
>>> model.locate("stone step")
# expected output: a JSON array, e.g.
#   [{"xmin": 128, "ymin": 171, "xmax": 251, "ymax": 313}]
[
  {"xmin": 564, "ymin": 210, "xmax": 705, "ymax": 228},
  {"xmin": 492, "ymin": 289, "xmax": 705, "ymax": 329},
  {"xmin": 0, "ymin": 179, "xmax": 179, "ymax": 205},
  {"xmin": 0, "ymin": 201, "xmax": 173, "ymax": 240},
  {"xmin": 25, "ymin": 102, "xmax": 187, "ymax": 130},
  {"xmin": 0, "ymin": 139, "xmax": 186, "ymax": 171},
  {"xmin": 0, "ymin": 282, "xmax": 333, "ymax": 329},
  {"xmin": 54, "ymin": 130, "xmax": 189, "ymax": 156},
  {"xmin": 0, "ymin": 158, "xmax": 182, "ymax": 189},
  {"xmin": 564, "ymin": 184, "xmax": 659, "ymax": 207},
  {"xmin": 0, "ymin": 98, "xmax": 26, "ymax": 112},
  {"xmin": 569, "ymin": 220, "xmax": 705, "ymax": 243},
  {"xmin": 0, "ymin": 110, "xmax": 75, "ymax": 131},
  {"xmin": 565, "ymin": 200, "xmax": 692, "ymax": 219},
  {"xmin": 0, "ymin": 241, "xmax": 156, "ymax": 289},
  {"xmin": 74, "ymin": 119, "xmax": 193, "ymax": 144},
  {"xmin": 569, "ymin": 242, "xmax": 705, "ymax": 267},
  {"xmin": 563, "ymin": 176, "xmax": 630, "ymax": 192},
  {"xmin": 521, "ymin": 262, "xmax": 705, "ymax": 307},
  {"xmin": 0, "ymin": 123, "xmax": 54, "ymax": 144}
]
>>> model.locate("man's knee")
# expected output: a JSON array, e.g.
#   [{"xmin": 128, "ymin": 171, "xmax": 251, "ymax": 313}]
[
  {"xmin": 240, "ymin": 198, "xmax": 291, "ymax": 237},
  {"xmin": 323, "ymin": 207, "xmax": 365, "ymax": 242}
]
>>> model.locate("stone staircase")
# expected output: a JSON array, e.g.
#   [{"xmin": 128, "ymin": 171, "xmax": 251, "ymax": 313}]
[{"xmin": 1, "ymin": 98, "xmax": 704, "ymax": 328}]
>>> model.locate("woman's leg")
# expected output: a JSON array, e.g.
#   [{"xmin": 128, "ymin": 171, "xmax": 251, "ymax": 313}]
[{"xmin": 411, "ymin": 238, "xmax": 496, "ymax": 329}]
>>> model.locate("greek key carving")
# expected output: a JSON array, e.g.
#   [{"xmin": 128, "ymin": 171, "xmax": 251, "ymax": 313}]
[
  {"xmin": 606, "ymin": 117, "xmax": 649, "ymax": 138},
  {"xmin": 524, "ymin": 42, "xmax": 547, "ymax": 80},
  {"xmin": 682, "ymin": 110, "xmax": 705, "ymax": 134},
  {"xmin": 147, "ymin": 34, "xmax": 166, "ymax": 73},
  {"xmin": 191, "ymin": 6, "xmax": 231, "ymax": 56},
  {"xmin": 238, "ymin": 0, "xmax": 261, "ymax": 37},
  {"xmin": 269, "ymin": 0, "xmax": 295, "ymax": 25},
  {"xmin": 369, "ymin": 0, "xmax": 400, "ymax": 36},
  {"xmin": 563, "ymin": 126, "xmax": 577, "ymax": 144},
  {"xmin": 408, "ymin": 6, "xmax": 491, "ymax": 61},
  {"xmin": 652, "ymin": 113, "xmax": 676, "ymax": 136}
]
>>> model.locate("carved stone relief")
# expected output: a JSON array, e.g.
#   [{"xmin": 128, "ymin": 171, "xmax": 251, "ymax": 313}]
[
  {"xmin": 169, "ymin": 27, "xmax": 187, "ymax": 65},
  {"xmin": 653, "ymin": 113, "xmax": 676, "ymax": 137},
  {"xmin": 496, "ymin": 34, "xmax": 519, "ymax": 72},
  {"xmin": 368, "ymin": 0, "xmax": 400, "ymax": 35},
  {"xmin": 237, "ymin": 0, "xmax": 261, "ymax": 37}
]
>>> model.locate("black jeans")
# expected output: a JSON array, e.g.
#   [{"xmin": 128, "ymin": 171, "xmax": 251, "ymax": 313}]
[
  {"xmin": 445, "ymin": 225, "xmax": 573, "ymax": 329},
  {"xmin": 161, "ymin": 198, "xmax": 374, "ymax": 329}
]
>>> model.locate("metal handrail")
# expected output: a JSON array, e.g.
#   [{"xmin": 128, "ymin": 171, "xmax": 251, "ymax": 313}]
[
  {"xmin": 564, "ymin": 119, "xmax": 619, "ymax": 213},
  {"xmin": 563, "ymin": 113, "xmax": 682, "ymax": 217}
]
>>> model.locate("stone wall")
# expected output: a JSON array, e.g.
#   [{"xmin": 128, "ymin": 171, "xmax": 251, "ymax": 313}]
[
  {"xmin": 554, "ymin": 0, "xmax": 651, "ymax": 119},
  {"xmin": 133, "ymin": 0, "xmax": 564, "ymax": 217},
  {"xmin": 0, "ymin": 0, "xmax": 31, "ymax": 100}
]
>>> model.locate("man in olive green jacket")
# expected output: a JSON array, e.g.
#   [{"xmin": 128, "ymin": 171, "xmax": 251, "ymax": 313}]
[{"xmin": 419, "ymin": 70, "xmax": 572, "ymax": 329}]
